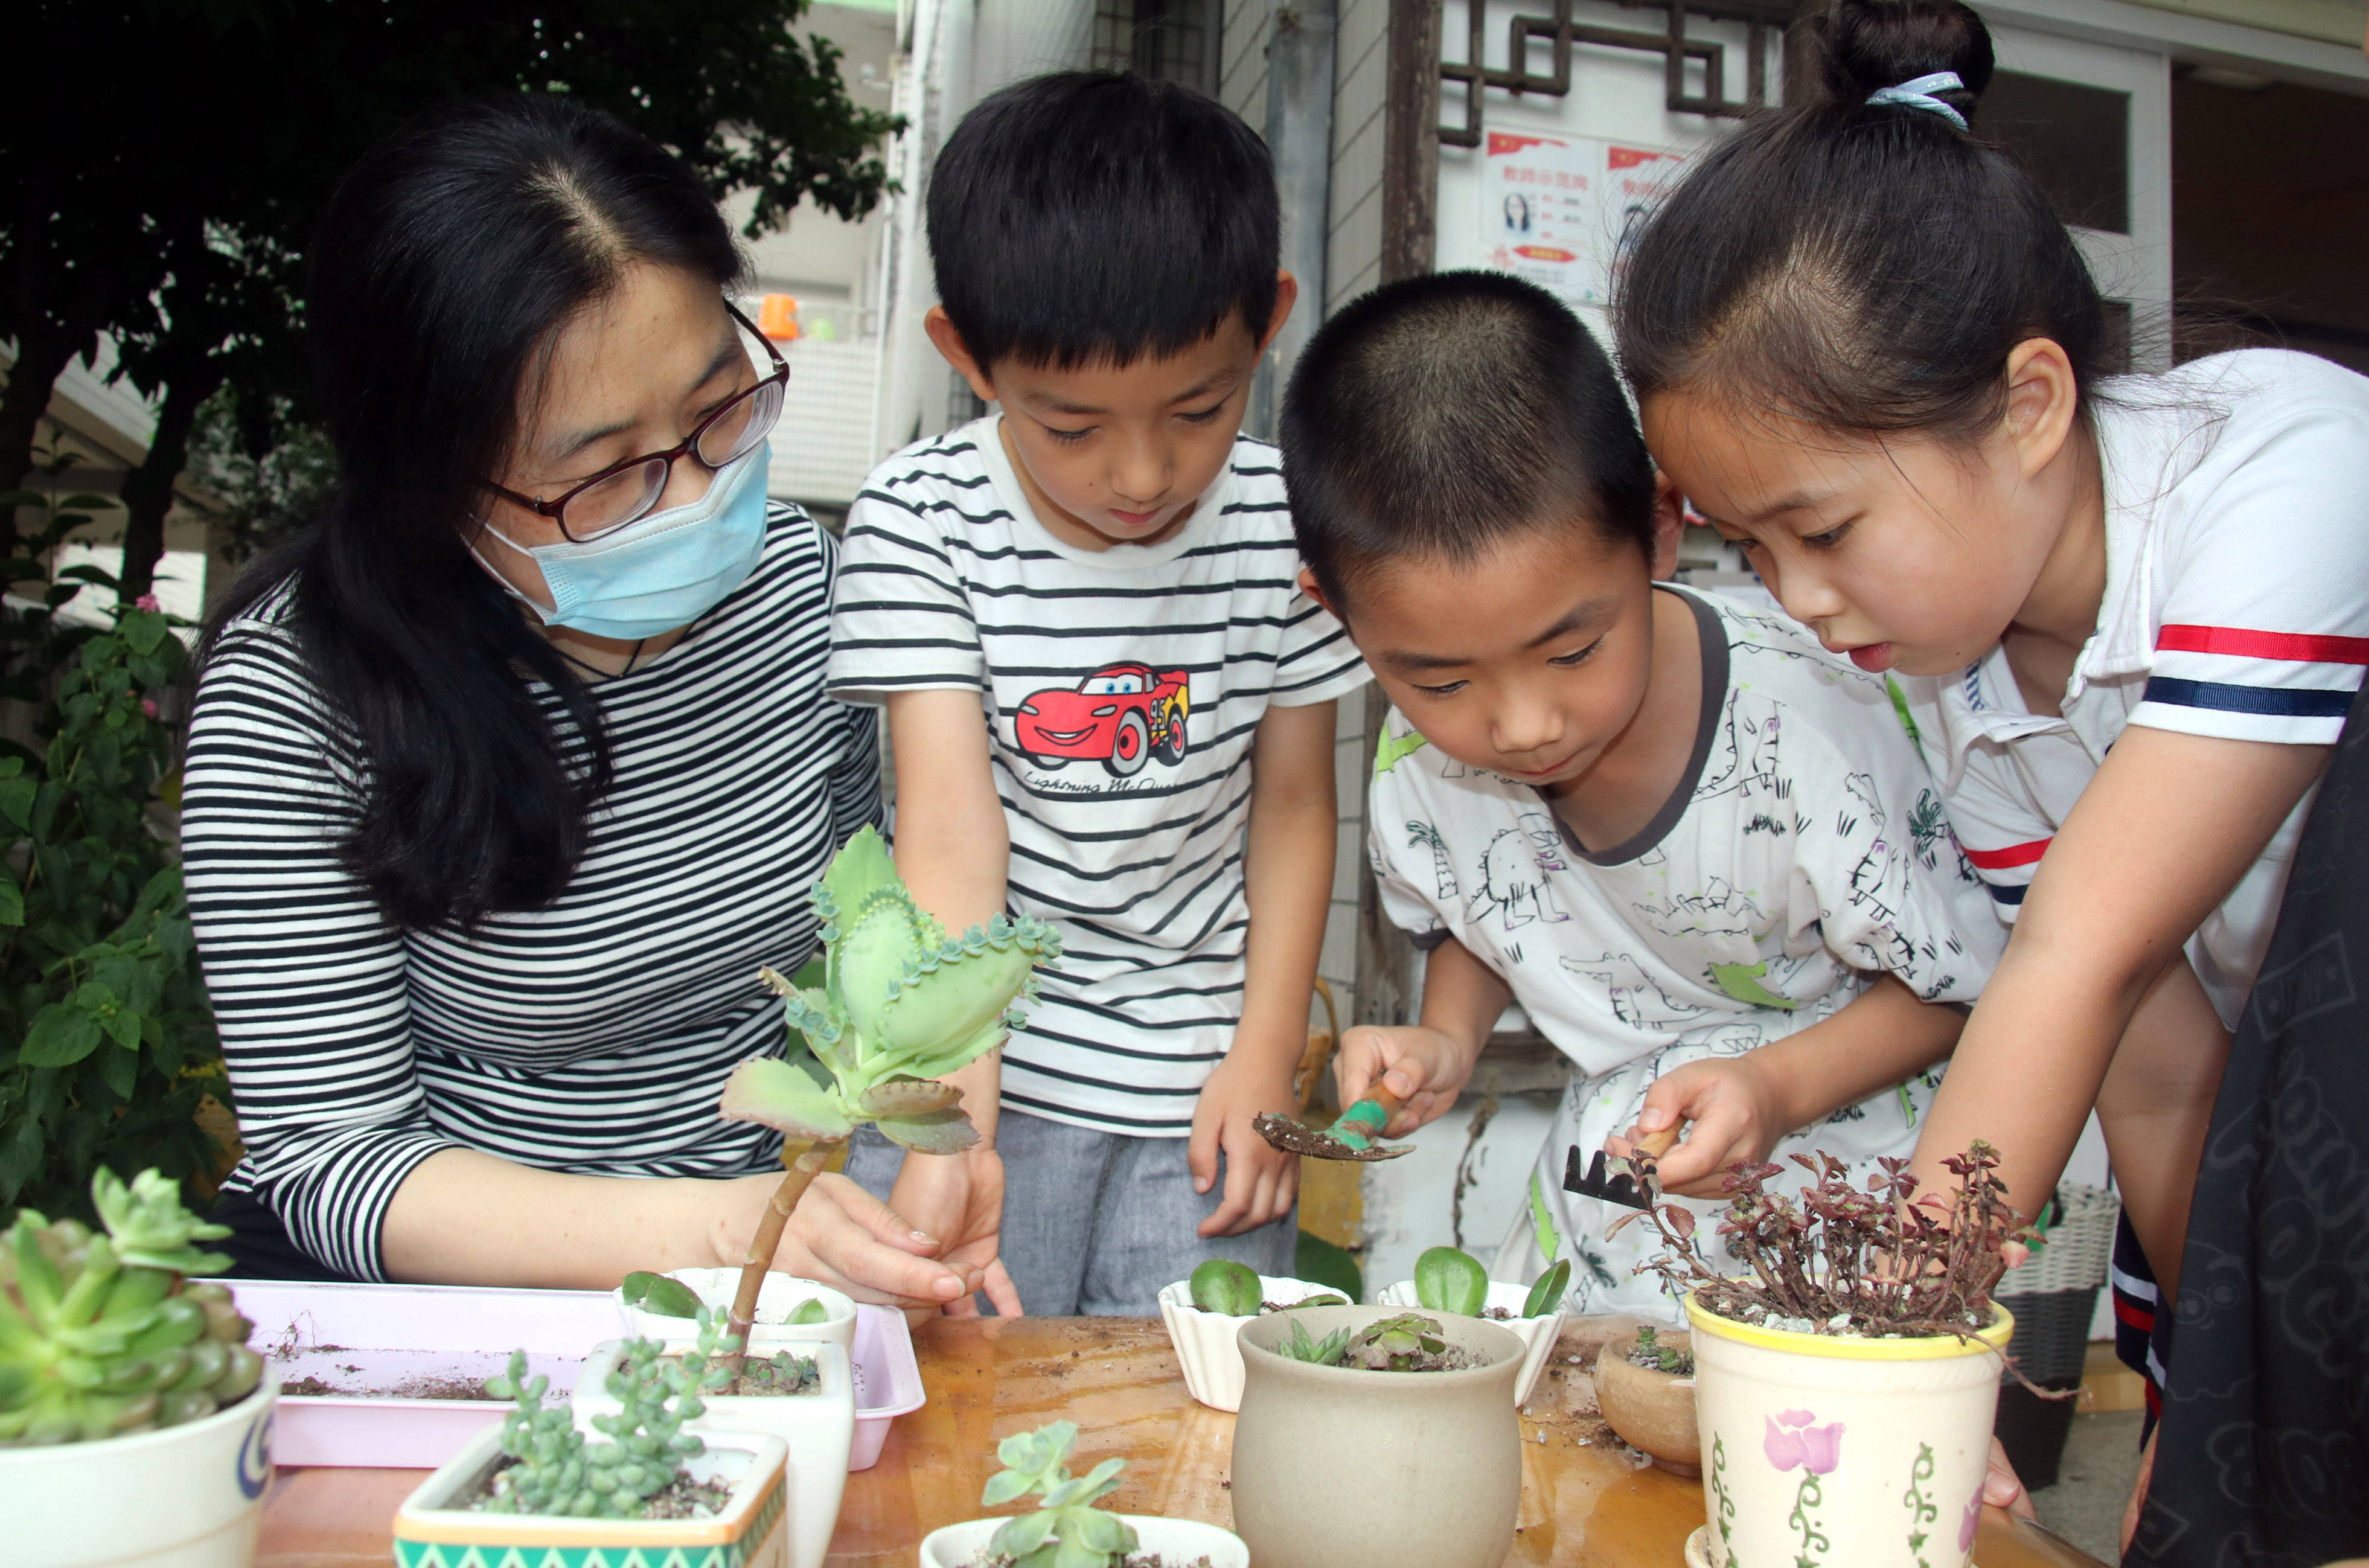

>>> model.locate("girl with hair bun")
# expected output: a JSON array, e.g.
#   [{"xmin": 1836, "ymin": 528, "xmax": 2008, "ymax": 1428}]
[{"xmin": 1614, "ymin": 0, "xmax": 2369, "ymax": 1432}]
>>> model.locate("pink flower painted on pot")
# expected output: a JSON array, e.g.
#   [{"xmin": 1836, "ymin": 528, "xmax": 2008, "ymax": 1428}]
[
  {"xmin": 1960, "ymin": 1490, "xmax": 1982, "ymax": 1552},
  {"xmin": 1762, "ymin": 1409, "xmax": 1846, "ymax": 1475}
]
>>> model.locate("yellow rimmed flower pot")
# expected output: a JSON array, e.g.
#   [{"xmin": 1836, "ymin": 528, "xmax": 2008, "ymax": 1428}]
[{"xmin": 1684, "ymin": 1290, "xmax": 2013, "ymax": 1568}]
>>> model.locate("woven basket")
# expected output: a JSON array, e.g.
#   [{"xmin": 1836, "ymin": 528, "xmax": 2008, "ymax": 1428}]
[{"xmin": 1998, "ymin": 1184, "xmax": 2118, "ymax": 1296}]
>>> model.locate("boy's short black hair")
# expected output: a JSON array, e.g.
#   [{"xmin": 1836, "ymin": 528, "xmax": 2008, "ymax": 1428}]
[
  {"xmin": 1281, "ymin": 270, "xmax": 1657, "ymax": 609},
  {"xmin": 927, "ymin": 72, "xmax": 1279, "ymax": 373}
]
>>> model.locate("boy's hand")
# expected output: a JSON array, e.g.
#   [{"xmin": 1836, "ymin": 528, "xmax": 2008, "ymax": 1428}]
[
  {"xmin": 887, "ymin": 1146, "xmax": 1023, "ymax": 1318},
  {"xmin": 1334, "ymin": 1023, "xmax": 1480, "ymax": 1137},
  {"xmin": 1191, "ymin": 1052, "xmax": 1301, "ymax": 1238},
  {"xmin": 1608, "ymin": 1055, "xmax": 1793, "ymax": 1198}
]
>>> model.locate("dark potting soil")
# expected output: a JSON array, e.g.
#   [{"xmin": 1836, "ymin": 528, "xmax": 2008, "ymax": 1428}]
[
  {"xmin": 463, "ymin": 1457, "xmax": 729, "ymax": 1520},
  {"xmin": 1342, "ymin": 1345, "xmax": 1481, "ymax": 1373},
  {"xmin": 662, "ymin": 1352, "xmax": 821, "ymax": 1398},
  {"xmin": 1482, "ymin": 1307, "xmax": 1514, "ymax": 1320}
]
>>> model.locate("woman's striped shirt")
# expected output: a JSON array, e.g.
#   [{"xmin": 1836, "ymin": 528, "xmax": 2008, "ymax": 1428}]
[{"xmin": 181, "ymin": 509, "xmax": 880, "ymax": 1280}]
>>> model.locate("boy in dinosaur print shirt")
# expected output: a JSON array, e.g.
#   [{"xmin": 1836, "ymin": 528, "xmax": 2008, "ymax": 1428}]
[{"xmin": 1281, "ymin": 272, "xmax": 2004, "ymax": 1319}]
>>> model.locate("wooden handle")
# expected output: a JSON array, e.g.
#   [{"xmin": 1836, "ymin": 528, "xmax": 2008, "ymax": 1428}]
[{"xmin": 1634, "ymin": 1124, "xmax": 1681, "ymax": 1160}]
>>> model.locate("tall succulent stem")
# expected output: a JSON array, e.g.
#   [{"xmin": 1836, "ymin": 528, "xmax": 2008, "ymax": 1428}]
[{"xmin": 725, "ymin": 1137, "xmax": 842, "ymax": 1373}]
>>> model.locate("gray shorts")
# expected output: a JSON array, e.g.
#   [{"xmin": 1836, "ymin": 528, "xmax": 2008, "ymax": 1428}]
[{"xmin": 842, "ymin": 1107, "xmax": 1296, "ymax": 1316}]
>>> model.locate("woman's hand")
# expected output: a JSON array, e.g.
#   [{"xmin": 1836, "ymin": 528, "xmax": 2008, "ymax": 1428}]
[
  {"xmin": 1334, "ymin": 1023, "xmax": 1482, "ymax": 1136},
  {"xmin": 710, "ymin": 1169, "xmax": 980, "ymax": 1313},
  {"xmin": 887, "ymin": 1148, "xmax": 1022, "ymax": 1320},
  {"xmin": 1608, "ymin": 1056, "xmax": 1790, "ymax": 1198}
]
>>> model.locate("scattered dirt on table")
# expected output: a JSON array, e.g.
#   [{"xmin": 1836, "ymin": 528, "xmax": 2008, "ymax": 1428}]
[{"xmin": 281, "ymin": 1374, "xmax": 493, "ymax": 1401}]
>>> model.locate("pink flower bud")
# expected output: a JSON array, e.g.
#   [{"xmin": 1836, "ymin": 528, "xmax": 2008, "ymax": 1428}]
[
  {"xmin": 141, "ymin": 698, "xmax": 159, "ymax": 719},
  {"xmin": 135, "ymin": 594, "xmax": 161, "ymax": 612}
]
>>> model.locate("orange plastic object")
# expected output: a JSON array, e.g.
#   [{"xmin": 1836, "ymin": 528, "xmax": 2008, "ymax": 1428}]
[{"xmin": 758, "ymin": 293, "xmax": 801, "ymax": 341}]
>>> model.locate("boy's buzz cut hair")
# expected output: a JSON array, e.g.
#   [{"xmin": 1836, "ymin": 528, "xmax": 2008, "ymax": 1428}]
[
  {"xmin": 1280, "ymin": 270, "xmax": 1658, "ymax": 608},
  {"xmin": 927, "ymin": 72, "xmax": 1279, "ymax": 373}
]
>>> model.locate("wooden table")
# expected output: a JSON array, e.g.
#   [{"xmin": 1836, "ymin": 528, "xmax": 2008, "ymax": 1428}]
[{"xmin": 257, "ymin": 1316, "xmax": 2106, "ymax": 1567}]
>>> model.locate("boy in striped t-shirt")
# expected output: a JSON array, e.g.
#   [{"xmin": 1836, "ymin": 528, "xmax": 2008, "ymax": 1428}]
[{"xmin": 826, "ymin": 74, "xmax": 1369, "ymax": 1315}]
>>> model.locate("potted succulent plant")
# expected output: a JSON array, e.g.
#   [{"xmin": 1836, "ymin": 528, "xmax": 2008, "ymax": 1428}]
[
  {"xmin": 575, "ymin": 1307, "xmax": 853, "ymax": 1568},
  {"xmin": 1375, "ymin": 1246, "xmax": 1571, "ymax": 1406},
  {"xmin": 1156, "ymin": 1258, "xmax": 1346, "ymax": 1413},
  {"xmin": 392, "ymin": 1320, "xmax": 789, "ymax": 1567},
  {"xmin": 919, "ymin": 1418, "xmax": 1246, "ymax": 1568},
  {"xmin": 617, "ymin": 1267, "xmax": 855, "ymax": 1356},
  {"xmin": 697, "ymin": 828, "xmax": 1059, "ymax": 1372},
  {"xmin": 2, "ymin": 1168, "xmax": 275, "ymax": 1568},
  {"xmin": 1591, "ymin": 1324, "xmax": 1699, "ymax": 1476},
  {"xmin": 1230, "ymin": 1304, "xmax": 1526, "ymax": 1568},
  {"xmin": 1614, "ymin": 1145, "xmax": 2033, "ymax": 1568}
]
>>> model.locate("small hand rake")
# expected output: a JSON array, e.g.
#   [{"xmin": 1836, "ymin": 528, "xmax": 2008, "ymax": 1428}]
[{"xmin": 1562, "ymin": 1125, "xmax": 1681, "ymax": 1211}]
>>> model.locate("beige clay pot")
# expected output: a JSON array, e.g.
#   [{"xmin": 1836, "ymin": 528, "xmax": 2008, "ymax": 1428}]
[
  {"xmin": 1230, "ymin": 1305, "xmax": 1525, "ymax": 1568},
  {"xmin": 1592, "ymin": 1330, "xmax": 1701, "ymax": 1476}
]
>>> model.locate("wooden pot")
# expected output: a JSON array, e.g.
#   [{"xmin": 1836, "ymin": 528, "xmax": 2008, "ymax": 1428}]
[{"xmin": 1593, "ymin": 1330, "xmax": 1701, "ymax": 1477}]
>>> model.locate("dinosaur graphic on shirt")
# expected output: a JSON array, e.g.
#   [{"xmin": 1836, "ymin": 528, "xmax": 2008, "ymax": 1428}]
[
  {"xmin": 1694, "ymin": 694, "xmax": 1785, "ymax": 804},
  {"xmin": 1473, "ymin": 814, "xmax": 1570, "ymax": 931},
  {"xmin": 1558, "ymin": 952, "xmax": 1710, "ymax": 1029},
  {"xmin": 1635, "ymin": 878, "xmax": 1766, "ymax": 941}
]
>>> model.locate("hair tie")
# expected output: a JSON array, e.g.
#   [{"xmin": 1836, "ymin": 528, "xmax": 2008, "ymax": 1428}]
[{"xmin": 1865, "ymin": 71, "xmax": 1968, "ymax": 130}]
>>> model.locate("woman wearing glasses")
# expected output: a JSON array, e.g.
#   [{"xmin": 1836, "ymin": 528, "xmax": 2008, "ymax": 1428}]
[{"xmin": 178, "ymin": 97, "xmax": 982, "ymax": 1314}]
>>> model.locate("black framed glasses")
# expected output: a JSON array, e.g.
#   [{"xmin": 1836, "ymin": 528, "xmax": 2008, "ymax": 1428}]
[{"xmin": 487, "ymin": 302, "xmax": 789, "ymax": 542}]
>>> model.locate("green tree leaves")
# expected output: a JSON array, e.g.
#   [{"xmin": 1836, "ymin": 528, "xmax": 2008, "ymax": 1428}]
[{"xmin": 0, "ymin": 479, "xmax": 223, "ymax": 1226}]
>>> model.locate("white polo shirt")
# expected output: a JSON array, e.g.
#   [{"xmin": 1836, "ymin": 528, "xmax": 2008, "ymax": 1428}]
[{"xmin": 1907, "ymin": 350, "xmax": 2369, "ymax": 1025}]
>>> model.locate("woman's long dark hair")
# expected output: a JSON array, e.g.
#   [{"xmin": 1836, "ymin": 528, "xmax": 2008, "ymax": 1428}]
[
  {"xmin": 202, "ymin": 96, "xmax": 743, "ymax": 931},
  {"xmin": 1613, "ymin": 0, "xmax": 2109, "ymax": 441}
]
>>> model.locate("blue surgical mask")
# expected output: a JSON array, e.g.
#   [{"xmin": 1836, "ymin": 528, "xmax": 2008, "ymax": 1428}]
[{"xmin": 476, "ymin": 442, "xmax": 772, "ymax": 642}]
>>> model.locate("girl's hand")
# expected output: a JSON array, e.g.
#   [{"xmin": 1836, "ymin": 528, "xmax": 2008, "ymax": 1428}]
[
  {"xmin": 711, "ymin": 1169, "xmax": 978, "ymax": 1314},
  {"xmin": 1608, "ymin": 1055, "xmax": 1791, "ymax": 1198},
  {"xmin": 1334, "ymin": 1023, "xmax": 1481, "ymax": 1136}
]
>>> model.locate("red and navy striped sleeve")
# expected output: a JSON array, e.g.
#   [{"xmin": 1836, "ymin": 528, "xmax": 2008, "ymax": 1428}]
[
  {"xmin": 2136, "ymin": 624, "xmax": 2369, "ymax": 744},
  {"xmin": 2132, "ymin": 370, "xmax": 2369, "ymax": 746}
]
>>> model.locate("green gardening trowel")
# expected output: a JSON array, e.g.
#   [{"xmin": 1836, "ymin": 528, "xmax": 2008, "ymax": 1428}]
[{"xmin": 1253, "ymin": 1082, "xmax": 1414, "ymax": 1162}]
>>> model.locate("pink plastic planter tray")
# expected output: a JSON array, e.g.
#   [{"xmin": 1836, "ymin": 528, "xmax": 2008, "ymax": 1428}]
[{"xmin": 228, "ymin": 1278, "xmax": 924, "ymax": 1470}]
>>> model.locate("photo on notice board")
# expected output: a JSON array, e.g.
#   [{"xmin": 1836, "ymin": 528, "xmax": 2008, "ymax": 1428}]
[{"xmin": 1479, "ymin": 132, "xmax": 1686, "ymax": 307}]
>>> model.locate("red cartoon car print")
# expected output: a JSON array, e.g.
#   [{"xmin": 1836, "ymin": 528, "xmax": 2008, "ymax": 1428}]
[{"xmin": 1015, "ymin": 662, "xmax": 1190, "ymax": 777}]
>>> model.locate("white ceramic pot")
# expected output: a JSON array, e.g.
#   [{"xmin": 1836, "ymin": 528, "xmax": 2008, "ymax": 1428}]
[
  {"xmin": 574, "ymin": 1339, "xmax": 854, "ymax": 1568},
  {"xmin": 1686, "ymin": 1291, "xmax": 2015, "ymax": 1568},
  {"xmin": 393, "ymin": 1421, "xmax": 789, "ymax": 1567},
  {"xmin": 919, "ymin": 1514, "xmax": 1248, "ymax": 1568},
  {"xmin": 1374, "ymin": 1277, "xmax": 1562, "ymax": 1407},
  {"xmin": 613, "ymin": 1266, "xmax": 858, "ymax": 1357},
  {"xmin": 1155, "ymin": 1275, "xmax": 1346, "ymax": 1413},
  {"xmin": 0, "ymin": 1369, "xmax": 277, "ymax": 1568}
]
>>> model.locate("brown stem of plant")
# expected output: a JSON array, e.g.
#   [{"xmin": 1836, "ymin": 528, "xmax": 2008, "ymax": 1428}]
[{"xmin": 725, "ymin": 1137, "xmax": 841, "ymax": 1374}]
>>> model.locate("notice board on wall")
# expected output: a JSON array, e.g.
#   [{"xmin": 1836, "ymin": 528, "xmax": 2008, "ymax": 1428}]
[{"xmin": 1477, "ymin": 130, "xmax": 1687, "ymax": 306}]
